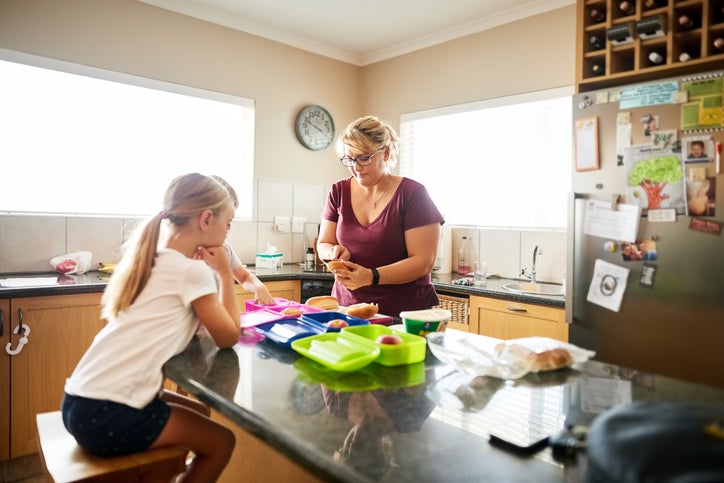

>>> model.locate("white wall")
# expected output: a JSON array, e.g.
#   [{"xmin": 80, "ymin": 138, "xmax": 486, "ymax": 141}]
[{"xmin": 0, "ymin": 0, "xmax": 575, "ymax": 276}]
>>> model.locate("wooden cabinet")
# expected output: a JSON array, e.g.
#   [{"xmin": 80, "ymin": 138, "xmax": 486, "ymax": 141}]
[
  {"xmin": 1, "ymin": 299, "xmax": 10, "ymax": 461},
  {"xmin": 235, "ymin": 280, "xmax": 301, "ymax": 309},
  {"xmin": 1, "ymin": 293, "xmax": 104, "ymax": 460},
  {"xmin": 577, "ymin": 0, "xmax": 724, "ymax": 92},
  {"xmin": 469, "ymin": 295, "xmax": 567, "ymax": 342}
]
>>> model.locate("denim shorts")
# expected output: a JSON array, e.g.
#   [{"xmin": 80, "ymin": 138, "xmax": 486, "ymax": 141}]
[{"xmin": 61, "ymin": 393, "xmax": 171, "ymax": 456}]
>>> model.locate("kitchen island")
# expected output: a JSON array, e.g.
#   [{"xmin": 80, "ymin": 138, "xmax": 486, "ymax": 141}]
[{"xmin": 163, "ymin": 330, "xmax": 724, "ymax": 483}]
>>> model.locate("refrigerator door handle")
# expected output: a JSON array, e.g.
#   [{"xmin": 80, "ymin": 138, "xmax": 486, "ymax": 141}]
[{"xmin": 566, "ymin": 192, "xmax": 588, "ymax": 325}]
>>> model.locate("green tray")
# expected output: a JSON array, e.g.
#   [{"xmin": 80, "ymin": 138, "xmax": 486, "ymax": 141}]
[
  {"xmin": 342, "ymin": 324, "xmax": 427, "ymax": 367},
  {"xmin": 291, "ymin": 332, "xmax": 380, "ymax": 372}
]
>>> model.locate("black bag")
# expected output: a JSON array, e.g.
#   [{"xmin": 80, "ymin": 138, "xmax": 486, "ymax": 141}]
[{"xmin": 587, "ymin": 401, "xmax": 724, "ymax": 483}]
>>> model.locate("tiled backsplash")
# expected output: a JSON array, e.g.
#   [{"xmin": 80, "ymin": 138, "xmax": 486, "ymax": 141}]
[{"xmin": 0, "ymin": 180, "xmax": 566, "ymax": 280}]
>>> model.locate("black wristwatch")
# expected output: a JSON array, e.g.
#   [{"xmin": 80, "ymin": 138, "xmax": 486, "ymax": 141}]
[{"xmin": 371, "ymin": 267, "xmax": 380, "ymax": 286}]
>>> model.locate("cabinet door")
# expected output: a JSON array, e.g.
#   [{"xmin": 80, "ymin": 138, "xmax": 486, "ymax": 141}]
[
  {"xmin": 0, "ymin": 299, "xmax": 9, "ymax": 460},
  {"xmin": 235, "ymin": 280, "xmax": 301, "ymax": 310},
  {"xmin": 470, "ymin": 296, "xmax": 567, "ymax": 342},
  {"xmin": 9, "ymin": 293, "xmax": 103, "ymax": 458}
]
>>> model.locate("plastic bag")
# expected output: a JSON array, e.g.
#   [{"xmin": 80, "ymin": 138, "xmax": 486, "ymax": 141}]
[
  {"xmin": 50, "ymin": 251, "xmax": 92, "ymax": 275},
  {"xmin": 427, "ymin": 329, "xmax": 595, "ymax": 380}
]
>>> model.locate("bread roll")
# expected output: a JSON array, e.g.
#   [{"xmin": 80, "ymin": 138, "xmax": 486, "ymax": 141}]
[
  {"xmin": 325, "ymin": 260, "xmax": 346, "ymax": 271},
  {"xmin": 341, "ymin": 302, "xmax": 378, "ymax": 320},
  {"xmin": 305, "ymin": 295, "xmax": 339, "ymax": 311},
  {"xmin": 281, "ymin": 307, "xmax": 303, "ymax": 316},
  {"xmin": 496, "ymin": 342, "xmax": 572, "ymax": 372}
]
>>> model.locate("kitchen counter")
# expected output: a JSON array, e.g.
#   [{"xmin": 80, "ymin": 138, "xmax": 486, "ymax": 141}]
[
  {"xmin": 163, "ymin": 331, "xmax": 724, "ymax": 483},
  {"xmin": 0, "ymin": 266, "xmax": 564, "ymax": 308}
]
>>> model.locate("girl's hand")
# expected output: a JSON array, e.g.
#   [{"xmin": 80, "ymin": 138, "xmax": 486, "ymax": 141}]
[
  {"xmin": 254, "ymin": 285, "xmax": 275, "ymax": 305},
  {"xmin": 196, "ymin": 245, "xmax": 232, "ymax": 276}
]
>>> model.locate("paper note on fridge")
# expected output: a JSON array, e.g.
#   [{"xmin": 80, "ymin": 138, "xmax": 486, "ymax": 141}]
[
  {"xmin": 587, "ymin": 259, "xmax": 630, "ymax": 313},
  {"xmin": 583, "ymin": 200, "xmax": 641, "ymax": 243}
]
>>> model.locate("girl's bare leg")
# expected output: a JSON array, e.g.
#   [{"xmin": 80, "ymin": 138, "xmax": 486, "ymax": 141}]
[{"xmin": 151, "ymin": 398, "xmax": 235, "ymax": 483}]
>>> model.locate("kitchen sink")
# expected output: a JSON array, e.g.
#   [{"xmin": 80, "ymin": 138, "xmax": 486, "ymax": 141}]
[{"xmin": 502, "ymin": 282, "xmax": 564, "ymax": 296}]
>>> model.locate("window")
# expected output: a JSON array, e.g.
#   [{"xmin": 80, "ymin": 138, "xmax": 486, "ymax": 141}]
[
  {"xmin": 399, "ymin": 87, "xmax": 573, "ymax": 228},
  {"xmin": 0, "ymin": 50, "xmax": 255, "ymax": 219}
]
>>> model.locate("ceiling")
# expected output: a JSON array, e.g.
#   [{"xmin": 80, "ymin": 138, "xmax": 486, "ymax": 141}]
[{"xmin": 138, "ymin": 0, "xmax": 574, "ymax": 66}]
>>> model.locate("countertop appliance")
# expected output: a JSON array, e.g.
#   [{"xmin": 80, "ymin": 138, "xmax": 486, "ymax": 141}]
[{"xmin": 567, "ymin": 69, "xmax": 724, "ymax": 389}]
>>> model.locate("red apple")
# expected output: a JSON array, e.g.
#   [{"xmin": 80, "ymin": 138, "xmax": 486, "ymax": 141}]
[
  {"xmin": 375, "ymin": 334, "xmax": 403, "ymax": 345},
  {"xmin": 327, "ymin": 319, "xmax": 349, "ymax": 328}
]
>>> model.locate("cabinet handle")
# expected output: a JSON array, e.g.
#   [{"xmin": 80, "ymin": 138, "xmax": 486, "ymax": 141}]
[
  {"xmin": 6, "ymin": 309, "xmax": 30, "ymax": 356},
  {"xmin": 504, "ymin": 305, "xmax": 528, "ymax": 313},
  {"xmin": 0, "ymin": 309, "xmax": 4, "ymax": 337}
]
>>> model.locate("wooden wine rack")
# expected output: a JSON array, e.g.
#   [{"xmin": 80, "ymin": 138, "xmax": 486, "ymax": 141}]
[{"xmin": 577, "ymin": 0, "xmax": 724, "ymax": 92}]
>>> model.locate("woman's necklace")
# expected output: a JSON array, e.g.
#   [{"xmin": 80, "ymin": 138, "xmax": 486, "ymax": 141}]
[{"xmin": 363, "ymin": 177, "xmax": 391, "ymax": 208}]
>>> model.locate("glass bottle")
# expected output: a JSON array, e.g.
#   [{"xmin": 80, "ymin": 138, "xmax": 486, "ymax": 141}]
[{"xmin": 457, "ymin": 236, "xmax": 473, "ymax": 276}]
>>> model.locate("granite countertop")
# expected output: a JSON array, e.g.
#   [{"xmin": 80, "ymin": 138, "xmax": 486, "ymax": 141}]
[
  {"xmin": 0, "ymin": 265, "xmax": 565, "ymax": 308},
  {"xmin": 164, "ymin": 332, "xmax": 724, "ymax": 483}
]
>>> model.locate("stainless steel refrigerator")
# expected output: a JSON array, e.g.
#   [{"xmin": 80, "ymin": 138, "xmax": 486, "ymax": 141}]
[{"xmin": 567, "ymin": 69, "xmax": 724, "ymax": 389}]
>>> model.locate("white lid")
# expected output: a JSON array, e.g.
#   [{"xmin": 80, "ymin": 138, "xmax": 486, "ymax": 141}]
[{"xmin": 399, "ymin": 308, "xmax": 452, "ymax": 322}]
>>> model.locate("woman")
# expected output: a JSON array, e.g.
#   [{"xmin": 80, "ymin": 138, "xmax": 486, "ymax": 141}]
[{"xmin": 317, "ymin": 115, "xmax": 444, "ymax": 318}]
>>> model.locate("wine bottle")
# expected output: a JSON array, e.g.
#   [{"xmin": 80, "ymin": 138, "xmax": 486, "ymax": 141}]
[
  {"xmin": 591, "ymin": 63, "xmax": 605, "ymax": 76},
  {"xmin": 679, "ymin": 52, "xmax": 692, "ymax": 62},
  {"xmin": 679, "ymin": 15, "xmax": 695, "ymax": 30},
  {"xmin": 590, "ymin": 8, "xmax": 605, "ymax": 23},
  {"xmin": 590, "ymin": 35, "xmax": 605, "ymax": 50},
  {"xmin": 648, "ymin": 51, "xmax": 664, "ymax": 64},
  {"xmin": 644, "ymin": 0, "xmax": 665, "ymax": 8},
  {"xmin": 714, "ymin": 38, "xmax": 724, "ymax": 51},
  {"xmin": 619, "ymin": 1, "xmax": 635, "ymax": 15}
]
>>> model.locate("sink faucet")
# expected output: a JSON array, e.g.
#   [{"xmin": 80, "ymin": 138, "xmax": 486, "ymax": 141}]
[{"xmin": 521, "ymin": 244, "xmax": 542, "ymax": 283}]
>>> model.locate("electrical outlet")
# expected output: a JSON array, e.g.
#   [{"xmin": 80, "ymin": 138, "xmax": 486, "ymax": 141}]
[
  {"xmin": 292, "ymin": 216, "xmax": 306, "ymax": 234},
  {"xmin": 273, "ymin": 216, "xmax": 291, "ymax": 233}
]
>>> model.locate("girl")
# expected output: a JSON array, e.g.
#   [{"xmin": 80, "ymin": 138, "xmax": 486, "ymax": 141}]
[{"xmin": 63, "ymin": 173, "xmax": 241, "ymax": 482}]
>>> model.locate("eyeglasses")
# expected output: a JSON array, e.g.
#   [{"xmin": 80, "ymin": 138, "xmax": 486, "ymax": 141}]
[{"xmin": 339, "ymin": 148, "xmax": 385, "ymax": 167}]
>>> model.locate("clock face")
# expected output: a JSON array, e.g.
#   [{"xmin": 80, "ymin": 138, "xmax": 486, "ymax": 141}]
[{"xmin": 295, "ymin": 105, "xmax": 335, "ymax": 151}]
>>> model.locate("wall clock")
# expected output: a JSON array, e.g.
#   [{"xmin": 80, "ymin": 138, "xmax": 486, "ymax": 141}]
[{"xmin": 295, "ymin": 104, "xmax": 335, "ymax": 151}]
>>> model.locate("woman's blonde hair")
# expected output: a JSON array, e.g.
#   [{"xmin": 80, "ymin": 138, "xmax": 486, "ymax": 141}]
[
  {"xmin": 336, "ymin": 115, "xmax": 400, "ymax": 170},
  {"xmin": 101, "ymin": 173, "xmax": 233, "ymax": 319}
]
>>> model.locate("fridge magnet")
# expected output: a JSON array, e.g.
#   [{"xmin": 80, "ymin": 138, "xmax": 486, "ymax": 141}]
[
  {"xmin": 575, "ymin": 117, "xmax": 599, "ymax": 171},
  {"xmin": 685, "ymin": 178, "xmax": 716, "ymax": 217},
  {"xmin": 651, "ymin": 130, "xmax": 677, "ymax": 149},
  {"xmin": 680, "ymin": 75, "xmax": 724, "ymax": 132},
  {"xmin": 642, "ymin": 114, "xmax": 659, "ymax": 136},
  {"xmin": 620, "ymin": 239, "xmax": 657, "ymax": 261},
  {"xmin": 587, "ymin": 259, "xmax": 630, "ymax": 312},
  {"xmin": 682, "ymin": 136, "xmax": 714, "ymax": 162},
  {"xmin": 623, "ymin": 145, "xmax": 686, "ymax": 216},
  {"xmin": 639, "ymin": 263, "xmax": 656, "ymax": 289},
  {"xmin": 689, "ymin": 218, "xmax": 723, "ymax": 236}
]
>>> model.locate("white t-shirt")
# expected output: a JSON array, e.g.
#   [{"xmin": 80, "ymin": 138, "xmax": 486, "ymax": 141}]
[
  {"xmin": 223, "ymin": 240, "xmax": 243, "ymax": 271},
  {"xmin": 65, "ymin": 249, "xmax": 218, "ymax": 409}
]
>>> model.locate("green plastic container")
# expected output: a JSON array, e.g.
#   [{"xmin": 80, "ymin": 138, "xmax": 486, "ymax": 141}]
[
  {"xmin": 291, "ymin": 332, "xmax": 380, "ymax": 372},
  {"xmin": 342, "ymin": 324, "xmax": 426, "ymax": 367}
]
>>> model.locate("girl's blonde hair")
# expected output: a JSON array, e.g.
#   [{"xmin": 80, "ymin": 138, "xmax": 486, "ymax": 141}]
[
  {"xmin": 101, "ymin": 173, "xmax": 233, "ymax": 319},
  {"xmin": 336, "ymin": 115, "xmax": 400, "ymax": 170}
]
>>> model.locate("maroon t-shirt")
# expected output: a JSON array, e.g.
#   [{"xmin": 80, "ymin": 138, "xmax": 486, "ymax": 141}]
[{"xmin": 321, "ymin": 177, "xmax": 444, "ymax": 317}]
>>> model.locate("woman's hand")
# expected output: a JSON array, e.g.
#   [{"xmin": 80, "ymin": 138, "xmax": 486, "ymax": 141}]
[{"xmin": 330, "ymin": 260, "xmax": 373, "ymax": 291}]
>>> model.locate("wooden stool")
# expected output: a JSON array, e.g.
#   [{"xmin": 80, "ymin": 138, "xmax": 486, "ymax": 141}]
[{"xmin": 35, "ymin": 411, "xmax": 188, "ymax": 483}]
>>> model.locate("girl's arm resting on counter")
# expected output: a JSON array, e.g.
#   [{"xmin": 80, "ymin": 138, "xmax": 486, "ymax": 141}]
[{"xmin": 192, "ymin": 272, "xmax": 240, "ymax": 348}]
